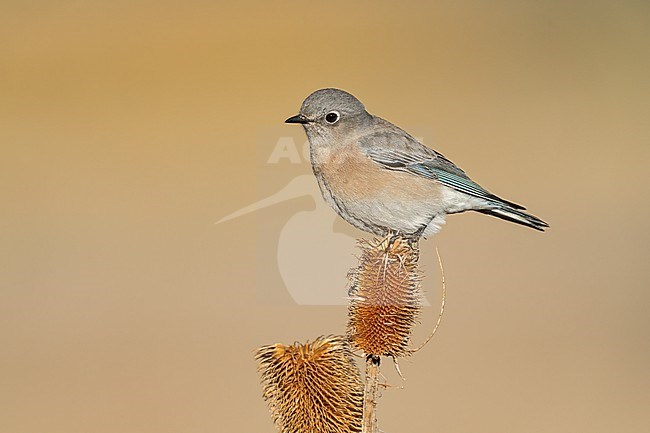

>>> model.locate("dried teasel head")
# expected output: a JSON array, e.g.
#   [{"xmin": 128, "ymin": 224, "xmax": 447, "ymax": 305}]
[
  {"xmin": 347, "ymin": 236, "xmax": 422, "ymax": 357},
  {"xmin": 255, "ymin": 335, "xmax": 363, "ymax": 433}
]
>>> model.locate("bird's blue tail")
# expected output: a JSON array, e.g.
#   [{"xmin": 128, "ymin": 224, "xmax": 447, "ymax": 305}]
[{"xmin": 476, "ymin": 207, "xmax": 549, "ymax": 231}]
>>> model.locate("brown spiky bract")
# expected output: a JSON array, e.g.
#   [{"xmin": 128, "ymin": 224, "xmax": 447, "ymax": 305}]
[
  {"xmin": 255, "ymin": 335, "xmax": 363, "ymax": 433},
  {"xmin": 347, "ymin": 236, "xmax": 422, "ymax": 357}
]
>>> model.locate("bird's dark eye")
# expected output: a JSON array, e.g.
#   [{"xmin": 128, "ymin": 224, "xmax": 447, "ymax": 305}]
[{"xmin": 325, "ymin": 111, "xmax": 340, "ymax": 124}]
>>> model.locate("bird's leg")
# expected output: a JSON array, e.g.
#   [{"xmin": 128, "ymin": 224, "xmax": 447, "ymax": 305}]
[
  {"xmin": 412, "ymin": 225, "xmax": 427, "ymax": 238},
  {"xmin": 399, "ymin": 226, "xmax": 424, "ymax": 262},
  {"xmin": 405, "ymin": 226, "xmax": 425, "ymax": 248}
]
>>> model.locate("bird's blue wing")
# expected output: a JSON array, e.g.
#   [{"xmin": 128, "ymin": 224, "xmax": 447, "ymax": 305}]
[{"xmin": 358, "ymin": 130, "xmax": 526, "ymax": 210}]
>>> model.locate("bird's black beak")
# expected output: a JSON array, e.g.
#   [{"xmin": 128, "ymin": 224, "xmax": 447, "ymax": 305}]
[{"xmin": 285, "ymin": 114, "xmax": 310, "ymax": 124}]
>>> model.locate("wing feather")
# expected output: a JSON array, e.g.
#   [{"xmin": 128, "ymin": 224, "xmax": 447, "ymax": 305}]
[{"xmin": 358, "ymin": 129, "xmax": 525, "ymax": 210}]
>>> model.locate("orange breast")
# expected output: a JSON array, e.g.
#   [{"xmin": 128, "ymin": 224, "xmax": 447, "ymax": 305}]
[{"xmin": 320, "ymin": 143, "xmax": 442, "ymax": 205}]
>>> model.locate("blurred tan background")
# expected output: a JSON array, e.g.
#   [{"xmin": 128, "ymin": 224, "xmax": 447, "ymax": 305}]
[{"xmin": 1, "ymin": 1, "xmax": 649, "ymax": 432}]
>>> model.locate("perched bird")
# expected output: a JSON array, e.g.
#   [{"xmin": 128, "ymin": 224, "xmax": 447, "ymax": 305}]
[{"xmin": 285, "ymin": 88, "xmax": 548, "ymax": 238}]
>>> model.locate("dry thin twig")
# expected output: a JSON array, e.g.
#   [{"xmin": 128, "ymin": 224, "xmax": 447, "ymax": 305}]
[{"xmin": 411, "ymin": 246, "xmax": 447, "ymax": 353}]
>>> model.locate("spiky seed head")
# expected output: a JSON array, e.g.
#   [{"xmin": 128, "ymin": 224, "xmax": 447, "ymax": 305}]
[
  {"xmin": 347, "ymin": 236, "xmax": 422, "ymax": 357},
  {"xmin": 255, "ymin": 335, "xmax": 363, "ymax": 433}
]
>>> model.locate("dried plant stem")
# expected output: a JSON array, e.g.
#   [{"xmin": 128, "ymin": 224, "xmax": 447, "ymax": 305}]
[{"xmin": 362, "ymin": 355, "xmax": 380, "ymax": 433}]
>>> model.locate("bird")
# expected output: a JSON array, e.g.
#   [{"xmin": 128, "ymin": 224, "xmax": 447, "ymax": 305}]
[{"xmin": 285, "ymin": 88, "xmax": 548, "ymax": 239}]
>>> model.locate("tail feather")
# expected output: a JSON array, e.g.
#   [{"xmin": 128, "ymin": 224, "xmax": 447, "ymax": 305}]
[{"xmin": 476, "ymin": 207, "xmax": 549, "ymax": 232}]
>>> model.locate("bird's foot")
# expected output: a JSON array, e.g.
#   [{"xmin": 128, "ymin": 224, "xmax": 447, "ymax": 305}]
[
  {"xmin": 386, "ymin": 227, "xmax": 424, "ymax": 243},
  {"xmin": 387, "ymin": 231, "xmax": 402, "ymax": 247},
  {"xmin": 385, "ymin": 228, "xmax": 423, "ymax": 259}
]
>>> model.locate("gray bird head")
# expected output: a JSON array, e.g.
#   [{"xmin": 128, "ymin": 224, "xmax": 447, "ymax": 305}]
[{"xmin": 285, "ymin": 88, "xmax": 371, "ymax": 143}]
